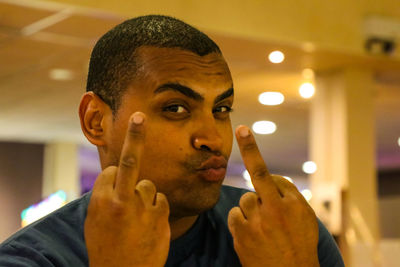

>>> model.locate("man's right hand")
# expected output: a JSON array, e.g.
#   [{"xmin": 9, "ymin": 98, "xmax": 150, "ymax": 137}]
[{"xmin": 84, "ymin": 112, "xmax": 171, "ymax": 267}]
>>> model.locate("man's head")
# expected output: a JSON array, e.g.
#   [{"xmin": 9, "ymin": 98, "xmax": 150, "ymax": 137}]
[
  {"xmin": 79, "ymin": 15, "xmax": 234, "ymax": 218},
  {"xmin": 86, "ymin": 15, "xmax": 222, "ymax": 113}
]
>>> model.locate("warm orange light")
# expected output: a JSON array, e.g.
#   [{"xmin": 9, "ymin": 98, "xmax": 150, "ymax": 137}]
[{"xmin": 268, "ymin": 51, "xmax": 285, "ymax": 63}]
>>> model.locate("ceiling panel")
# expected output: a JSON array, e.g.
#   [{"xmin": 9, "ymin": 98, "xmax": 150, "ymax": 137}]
[
  {"xmin": 0, "ymin": 2, "xmax": 54, "ymax": 29},
  {"xmin": 45, "ymin": 14, "xmax": 122, "ymax": 39},
  {"xmin": 0, "ymin": 37, "xmax": 75, "ymax": 77}
]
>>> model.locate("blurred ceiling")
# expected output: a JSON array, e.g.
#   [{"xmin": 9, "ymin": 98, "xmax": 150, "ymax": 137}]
[{"xmin": 0, "ymin": 0, "xmax": 400, "ymax": 179}]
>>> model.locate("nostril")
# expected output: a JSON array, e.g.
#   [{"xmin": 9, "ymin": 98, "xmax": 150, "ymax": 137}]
[{"xmin": 200, "ymin": 145, "xmax": 211, "ymax": 151}]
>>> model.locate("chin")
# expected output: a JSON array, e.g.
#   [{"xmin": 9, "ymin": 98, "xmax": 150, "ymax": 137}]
[{"xmin": 167, "ymin": 181, "xmax": 223, "ymax": 218}]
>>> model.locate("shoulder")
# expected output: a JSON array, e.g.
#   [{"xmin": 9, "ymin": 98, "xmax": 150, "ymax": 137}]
[
  {"xmin": 0, "ymin": 192, "xmax": 91, "ymax": 266},
  {"xmin": 317, "ymin": 219, "xmax": 345, "ymax": 267}
]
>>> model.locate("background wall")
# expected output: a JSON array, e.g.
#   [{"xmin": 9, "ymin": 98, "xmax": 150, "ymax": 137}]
[
  {"xmin": 378, "ymin": 169, "xmax": 400, "ymax": 238},
  {"xmin": 0, "ymin": 142, "xmax": 44, "ymax": 242}
]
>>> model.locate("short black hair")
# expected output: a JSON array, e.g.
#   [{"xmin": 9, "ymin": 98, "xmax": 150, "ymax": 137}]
[{"xmin": 86, "ymin": 15, "xmax": 221, "ymax": 113}]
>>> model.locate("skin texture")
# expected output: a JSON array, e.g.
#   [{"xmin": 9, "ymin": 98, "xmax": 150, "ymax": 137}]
[
  {"xmin": 79, "ymin": 46, "xmax": 319, "ymax": 266},
  {"xmin": 84, "ymin": 114, "xmax": 170, "ymax": 266},
  {"xmin": 228, "ymin": 126, "xmax": 320, "ymax": 267},
  {"xmin": 105, "ymin": 47, "xmax": 234, "ymax": 220}
]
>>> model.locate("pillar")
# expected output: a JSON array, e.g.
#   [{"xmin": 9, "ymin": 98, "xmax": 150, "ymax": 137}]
[
  {"xmin": 42, "ymin": 142, "xmax": 79, "ymax": 201},
  {"xmin": 310, "ymin": 68, "xmax": 381, "ymax": 266}
]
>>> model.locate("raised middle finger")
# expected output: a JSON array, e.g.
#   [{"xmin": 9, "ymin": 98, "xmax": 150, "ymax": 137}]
[
  {"xmin": 235, "ymin": 125, "xmax": 280, "ymax": 202},
  {"xmin": 115, "ymin": 112, "xmax": 146, "ymax": 201}
]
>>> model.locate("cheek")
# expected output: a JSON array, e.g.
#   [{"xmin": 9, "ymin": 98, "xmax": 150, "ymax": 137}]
[
  {"xmin": 226, "ymin": 131, "xmax": 233, "ymax": 153},
  {"xmin": 141, "ymin": 125, "xmax": 189, "ymax": 169},
  {"xmin": 139, "ymin": 136, "xmax": 188, "ymax": 186},
  {"xmin": 107, "ymin": 122, "xmax": 129, "ymax": 165},
  {"xmin": 220, "ymin": 120, "xmax": 233, "ymax": 153}
]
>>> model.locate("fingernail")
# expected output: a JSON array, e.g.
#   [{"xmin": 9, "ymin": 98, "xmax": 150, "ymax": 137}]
[
  {"xmin": 239, "ymin": 127, "xmax": 249, "ymax": 138},
  {"xmin": 132, "ymin": 112, "xmax": 144, "ymax": 125}
]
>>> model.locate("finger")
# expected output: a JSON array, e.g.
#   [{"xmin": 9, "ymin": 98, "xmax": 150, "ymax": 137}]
[
  {"xmin": 115, "ymin": 112, "xmax": 145, "ymax": 200},
  {"xmin": 271, "ymin": 175, "xmax": 311, "ymax": 205},
  {"xmin": 92, "ymin": 166, "xmax": 117, "ymax": 196},
  {"xmin": 153, "ymin": 192, "xmax": 170, "ymax": 217},
  {"xmin": 228, "ymin": 206, "xmax": 246, "ymax": 235},
  {"xmin": 271, "ymin": 174, "xmax": 298, "ymax": 197},
  {"xmin": 135, "ymin": 179, "xmax": 157, "ymax": 208},
  {"xmin": 239, "ymin": 192, "xmax": 260, "ymax": 220},
  {"xmin": 235, "ymin": 125, "xmax": 280, "ymax": 200}
]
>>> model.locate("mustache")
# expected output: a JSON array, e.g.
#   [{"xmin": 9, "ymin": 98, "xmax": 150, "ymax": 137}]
[{"xmin": 182, "ymin": 152, "xmax": 228, "ymax": 171}]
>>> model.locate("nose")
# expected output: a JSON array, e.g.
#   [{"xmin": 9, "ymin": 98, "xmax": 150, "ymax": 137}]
[{"xmin": 192, "ymin": 120, "xmax": 223, "ymax": 153}]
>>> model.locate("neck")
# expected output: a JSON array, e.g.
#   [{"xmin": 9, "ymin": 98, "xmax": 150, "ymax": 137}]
[{"xmin": 169, "ymin": 215, "xmax": 199, "ymax": 240}]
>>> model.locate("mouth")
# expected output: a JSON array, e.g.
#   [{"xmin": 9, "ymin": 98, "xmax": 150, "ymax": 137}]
[
  {"xmin": 197, "ymin": 168, "xmax": 227, "ymax": 182},
  {"xmin": 196, "ymin": 156, "xmax": 227, "ymax": 182}
]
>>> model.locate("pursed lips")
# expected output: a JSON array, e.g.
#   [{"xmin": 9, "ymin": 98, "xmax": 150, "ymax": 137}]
[{"xmin": 197, "ymin": 156, "xmax": 227, "ymax": 170}]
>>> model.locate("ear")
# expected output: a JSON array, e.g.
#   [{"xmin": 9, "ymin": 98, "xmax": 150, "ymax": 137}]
[{"xmin": 78, "ymin": 92, "xmax": 112, "ymax": 146}]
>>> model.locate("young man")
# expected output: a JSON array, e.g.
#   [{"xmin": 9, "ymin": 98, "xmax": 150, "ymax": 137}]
[{"xmin": 0, "ymin": 15, "xmax": 344, "ymax": 266}]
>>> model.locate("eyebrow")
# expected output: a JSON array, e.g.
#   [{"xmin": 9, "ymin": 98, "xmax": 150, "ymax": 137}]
[
  {"xmin": 154, "ymin": 83, "xmax": 234, "ymax": 103},
  {"xmin": 214, "ymin": 87, "xmax": 234, "ymax": 104},
  {"xmin": 154, "ymin": 83, "xmax": 204, "ymax": 101}
]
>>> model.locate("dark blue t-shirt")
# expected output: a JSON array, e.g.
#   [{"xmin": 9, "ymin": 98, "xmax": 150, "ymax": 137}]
[{"xmin": 0, "ymin": 185, "xmax": 344, "ymax": 266}]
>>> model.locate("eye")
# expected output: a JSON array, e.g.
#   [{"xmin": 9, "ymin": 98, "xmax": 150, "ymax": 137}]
[
  {"xmin": 213, "ymin": 106, "xmax": 233, "ymax": 113},
  {"xmin": 163, "ymin": 104, "xmax": 189, "ymax": 114},
  {"xmin": 213, "ymin": 105, "xmax": 233, "ymax": 120}
]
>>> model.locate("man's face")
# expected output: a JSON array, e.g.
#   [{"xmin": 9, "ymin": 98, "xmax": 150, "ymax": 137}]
[{"xmin": 107, "ymin": 46, "xmax": 234, "ymax": 218}]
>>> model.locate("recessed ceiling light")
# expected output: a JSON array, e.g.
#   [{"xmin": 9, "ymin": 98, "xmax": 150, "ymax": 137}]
[
  {"xmin": 299, "ymin": 82, "xmax": 315, "ymax": 98},
  {"xmin": 301, "ymin": 189, "xmax": 313, "ymax": 201},
  {"xmin": 49, "ymin": 68, "xmax": 74, "ymax": 81},
  {"xmin": 302, "ymin": 161, "xmax": 317, "ymax": 174},
  {"xmin": 268, "ymin": 50, "xmax": 285, "ymax": 64},
  {"xmin": 258, "ymin": 92, "xmax": 285, "ymax": 106},
  {"xmin": 252, "ymin": 121, "xmax": 277, "ymax": 135}
]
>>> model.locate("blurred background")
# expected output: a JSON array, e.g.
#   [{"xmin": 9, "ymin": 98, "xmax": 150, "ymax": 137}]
[{"xmin": 0, "ymin": 0, "xmax": 399, "ymax": 266}]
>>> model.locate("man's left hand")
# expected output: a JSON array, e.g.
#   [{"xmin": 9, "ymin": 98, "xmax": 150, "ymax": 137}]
[{"xmin": 228, "ymin": 125, "xmax": 320, "ymax": 267}]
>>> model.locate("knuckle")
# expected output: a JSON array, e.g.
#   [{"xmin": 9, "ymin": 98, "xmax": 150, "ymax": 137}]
[
  {"xmin": 154, "ymin": 193, "xmax": 169, "ymax": 214},
  {"xmin": 228, "ymin": 207, "xmax": 242, "ymax": 222},
  {"xmin": 239, "ymin": 192, "xmax": 258, "ymax": 208},
  {"xmin": 137, "ymin": 179, "xmax": 156, "ymax": 193},
  {"xmin": 93, "ymin": 166, "xmax": 116, "ymax": 185},
  {"xmin": 241, "ymin": 141, "xmax": 258, "ymax": 152},
  {"xmin": 88, "ymin": 194, "xmax": 106, "ymax": 208},
  {"xmin": 120, "ymin": 155, "xmax": 138, "ymax": 168},
  {"xmin": 102, "ymin": 166, "xmax": 117, "ymax": 176},
  {"xmin": 109, "ymin": 198, "xmax": 127, "ymax": 216},
  {"xmin": 228, "ymin": 208, "xmax": 246, "ymax": 234},
  {"xmin": 128, "ymin": 128, "xmax": 144, "ymax": 139},
  {"xmin": 274, "ymin": 175, "xmax": 294, "ymax": 186},
  {"xmin": 252, "ymin": 166, "xmax": 269, "ymax": 180},
  {"xmin": 156, "ymin": 192, "xmax": 167, "ymax": 203}
]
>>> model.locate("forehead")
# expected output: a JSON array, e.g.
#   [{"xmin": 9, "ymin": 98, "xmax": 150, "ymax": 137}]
[{"xmin": 132, "ymin": 46, "xmax": 233, "ymax": 92}]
